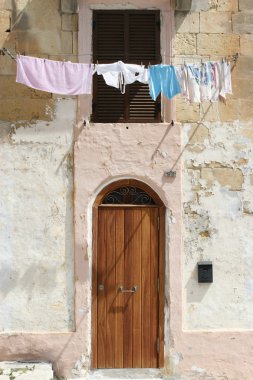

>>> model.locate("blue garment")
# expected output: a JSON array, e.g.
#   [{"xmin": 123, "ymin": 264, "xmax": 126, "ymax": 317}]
[{"xmin": 149, "ymin": 64, "xmax": 181, "ymax": 101}]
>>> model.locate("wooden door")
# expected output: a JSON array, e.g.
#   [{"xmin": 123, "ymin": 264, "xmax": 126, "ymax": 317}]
[{"xmin": 93, "ymin": 206, "xmax": 161, "ymax": 368}]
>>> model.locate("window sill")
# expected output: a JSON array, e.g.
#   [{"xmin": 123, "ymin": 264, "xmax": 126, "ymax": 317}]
[{"xmin": 89, "ymin": 121, "xmax": 174, "ymax": 127}]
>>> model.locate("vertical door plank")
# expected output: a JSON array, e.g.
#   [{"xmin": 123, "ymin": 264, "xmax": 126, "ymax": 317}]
[
  {"xmin": 124, "ymin": 209, "xmax": 133, "ymax": 368},
  {"xmin": 115, "ymin": 209, "xmax": 125, "ymax": 368},
  {"xmin": 97, "ymin": 209, "xmax": 107, "ymax": 368},
  {"xmin": 150, "ymin": 208, "xmax": 159, "ymax": 367},
  {"xmin": 132, "ymin": 209, "xmax": 142, "ymax": 367},
  {"xmin": 141, "ymin": 208, "xmax": 151, "ymax": 367},
  {"xmin": 91, "ymin": 208, "xmax": 98, "ymax": 368},
  {"xmin": 158, "ymin": 207, "xmax": 165, "ymax": 368},
  {"xmin": 106, "ymin": 209, "xmax": 116, "ymax": 368}
]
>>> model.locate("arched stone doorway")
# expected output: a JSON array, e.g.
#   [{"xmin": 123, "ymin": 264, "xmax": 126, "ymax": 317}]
[{"xmin": 91, "ymin": 179, "xmax": 165, "ymax": 369}]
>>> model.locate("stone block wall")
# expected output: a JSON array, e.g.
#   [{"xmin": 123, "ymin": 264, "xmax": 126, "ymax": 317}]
[
  {"xmin": 175, "ymin": 0, "xmax": 252, "ymax": 122},
  {"xmin": 0, "ymin": 0, "xmax": 78, "ymax": 332},
  {"xmin": 175, "ymin": 0, "xmax": 253, "ymax": 330}
]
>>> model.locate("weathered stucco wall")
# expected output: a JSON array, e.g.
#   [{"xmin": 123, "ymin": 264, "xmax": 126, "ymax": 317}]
[
  {"xmin": 174, "ymin": 0, "xmax": 253, "ymax": 333},
  {"xmin": 183, "ymin": 121, "xmax": 253, "ymax": 330},
  {"xmin": 1, "ymin": 0, "xmax": 253, "ymax": 378},
  {"xmin": 0, "ymin": 0, "xmax": 77, "ymax": 332},
  {"xmin": 0, "ymin": 99, "xmax": 75, "ymax": 332}
]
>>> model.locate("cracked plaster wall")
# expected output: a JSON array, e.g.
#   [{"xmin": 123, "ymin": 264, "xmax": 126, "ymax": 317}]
[
  {"xmin": 174, "ymin": 0, "xmax": 253, "ymax": 333},
  {"xmin": 0, "ymin": 0, "xmax": 77, "ymax": 332},
  {"xmin": 0, "ymin": 99, "xmax": 75, "ymax": 332},
  {"xmin": 183, "ymin": 121, "xmax": 253, "ymax": 330}
]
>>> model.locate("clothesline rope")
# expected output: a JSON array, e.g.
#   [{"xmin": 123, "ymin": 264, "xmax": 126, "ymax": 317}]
[{"xmin": 0, "ymin": 48, "xmax": 239, "ymax": 64}]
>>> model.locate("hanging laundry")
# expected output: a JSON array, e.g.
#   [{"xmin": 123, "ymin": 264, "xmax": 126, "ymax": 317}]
[
  {"xmin": 148, "ymin": 64, "xmax": 181, "ymax": 101},
  {"xmin": 177, "ymin": 64, "xmax": 200, "ymax": 102},
  {"xmin": 176, "ymin": 60, "xmax": 232, "ymax": 103},
  {"xmin": 16, "ymin": 55, "xmax": 93, "ymax": 95},
  {"xmin": 217, "ymin": 61, "xmax": 233, "ymax": 102},
  {"xmin": 95, "ymin": 61, "xmax": 149, "ymax": 94},
  {"xmin": 200, "ymin": 62, "xmax": 213, "ymax": 102}
]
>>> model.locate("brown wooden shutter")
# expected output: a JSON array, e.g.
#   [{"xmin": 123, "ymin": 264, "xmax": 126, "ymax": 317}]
[{"xmin": 92, "ymin": 10, "xmax": 161, "ymax": 123}]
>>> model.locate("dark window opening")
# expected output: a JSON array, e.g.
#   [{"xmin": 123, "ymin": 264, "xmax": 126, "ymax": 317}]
[{"xmin": 92, "ymin": 10, "xmax": 161, "ymax": 123}]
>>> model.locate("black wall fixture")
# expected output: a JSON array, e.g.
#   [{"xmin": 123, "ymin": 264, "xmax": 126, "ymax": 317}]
[{"xmin": 198, "ymin": 261, "xmax": 213, "ymax": 283}]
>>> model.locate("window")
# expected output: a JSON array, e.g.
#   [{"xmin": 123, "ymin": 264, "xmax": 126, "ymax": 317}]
[{"xmin": 92, "ymin": 10, "xmax": 161, "ymax": 123}]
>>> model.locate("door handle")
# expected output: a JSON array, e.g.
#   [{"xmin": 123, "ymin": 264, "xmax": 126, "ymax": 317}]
[{"xmin": 118, "ymin": 285, "xmax": 138, "ymax": 293}]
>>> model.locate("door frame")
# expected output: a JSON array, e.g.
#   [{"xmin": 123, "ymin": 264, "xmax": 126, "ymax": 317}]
[{"xmin": 91, "ymin": 179, "xmax": 165, "ymax": 369}]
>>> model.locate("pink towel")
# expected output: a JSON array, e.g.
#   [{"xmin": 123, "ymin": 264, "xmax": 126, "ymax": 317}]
[{"xmin": 16, "ymin": 55, "xmax": 93, "ymax": 95}]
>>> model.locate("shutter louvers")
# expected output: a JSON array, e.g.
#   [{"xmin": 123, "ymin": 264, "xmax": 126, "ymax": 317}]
[
  {"xmin": 92, "ymin": 10, "xmax": 161, "ymax": 123},
  {"xmin": 128, "ymin": 83, "xmax": 159, "ymax": 122},
  {"xmin": 94, "ymin": 13, "xmax": 125, "ymax": 62},
  {"xmin": 128, "ymin": 13, "xmax": 159, "ymax": 64},
  {"xmin": 93, "ymin": 76, "xmax": 125, "ymax": 123}
]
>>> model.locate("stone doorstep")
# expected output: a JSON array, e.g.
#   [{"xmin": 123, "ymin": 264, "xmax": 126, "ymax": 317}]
[
  {"xmin": 68, "ymin": 369, "xmax": 180, "ymax": 380},
  {"xmin": 68, "ymin": 377, "xmax": 180, "ymax": 380},
  {"xmin": 0, "ymin": 362, "xmax": 53, "ymax": 380}
]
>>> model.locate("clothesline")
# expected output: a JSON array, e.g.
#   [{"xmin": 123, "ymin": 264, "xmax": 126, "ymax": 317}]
[
  {"xmin": 15, "ymin": 54, "xmax": 233, "ymax": 106},
  {"xmin": 0, "ymin": 47, "xmax": 239, "ymax": 64}
]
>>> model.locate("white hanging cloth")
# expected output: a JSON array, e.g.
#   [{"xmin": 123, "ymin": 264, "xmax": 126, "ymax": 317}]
[{"xmin": 95, "ymin": 61, "xmax": 149, "ymax": 94}]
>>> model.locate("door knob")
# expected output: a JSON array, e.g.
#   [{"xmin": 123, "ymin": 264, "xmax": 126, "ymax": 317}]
[{"xmin": 98, "ymin": 284, "xmax": 104, "ymax": 291}]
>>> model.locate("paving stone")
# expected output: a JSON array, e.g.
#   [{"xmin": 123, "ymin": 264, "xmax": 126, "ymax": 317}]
[{"xmin": 0, "ymin": 362, "xmax": 53, "ymax": 380}]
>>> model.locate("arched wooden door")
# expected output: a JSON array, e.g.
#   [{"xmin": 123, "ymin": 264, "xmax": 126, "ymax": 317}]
[{"xmin": 92, "ymin": 180, "xmax": 165, "ymax": 369}]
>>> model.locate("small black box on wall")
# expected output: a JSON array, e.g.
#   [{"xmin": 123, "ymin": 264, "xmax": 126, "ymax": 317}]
[{"xmin": 198, "ymin": 261, "xmax": 213, "ymax": 283}]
